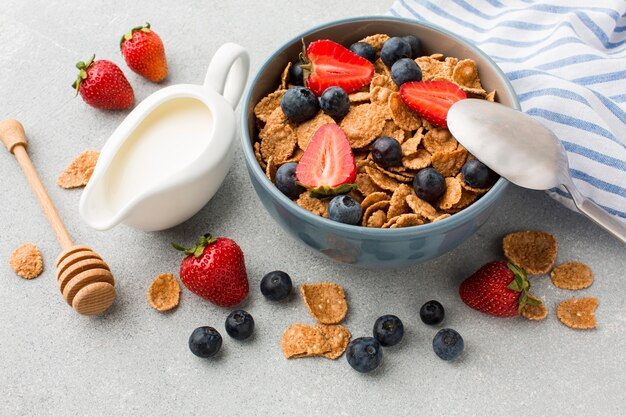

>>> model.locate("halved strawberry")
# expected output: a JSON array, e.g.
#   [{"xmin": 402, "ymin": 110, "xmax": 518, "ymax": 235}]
[
  {"xmin": 399, "ymin": 81, "xmax": 466, "ymax": 128},
  {"xmin": 296, "ymin": 123, "xmax": 357, "ymax": 196},
  {"xmin": 301, "ymin": 40, "xmax": 374, "ymax": 96}
]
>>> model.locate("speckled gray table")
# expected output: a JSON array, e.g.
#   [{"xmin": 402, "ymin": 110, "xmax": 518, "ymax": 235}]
[{"xmin": 1, "ymin": 1, "xmax": 624, "ymax": 416}]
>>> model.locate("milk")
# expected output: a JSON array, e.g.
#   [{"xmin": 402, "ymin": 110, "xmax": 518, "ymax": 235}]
[{"xmin": 104, "ymin": 98, "xmax": 213, "ymax": 211}]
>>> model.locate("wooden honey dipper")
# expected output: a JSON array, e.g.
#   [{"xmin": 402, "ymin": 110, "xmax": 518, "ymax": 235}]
[{"xmin": 0, "ymin": 119, "xmax": 115, "ymax": 316}]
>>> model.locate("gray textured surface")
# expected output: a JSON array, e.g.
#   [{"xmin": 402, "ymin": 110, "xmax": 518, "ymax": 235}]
[{"xmin": 0, "ymin": 1, "xmax": 625, "ymax": 416}]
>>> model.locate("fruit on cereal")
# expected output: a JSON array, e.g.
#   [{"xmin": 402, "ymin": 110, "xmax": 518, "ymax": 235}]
[
  {"xmin": 372, "ymin": 136, "xmax": 403, "ymax": 168},
  {"xmin": 319, "ymin": 86, "xmax": 350, "ymax": 118},
  {"xmin": 459, "ymin": 261, "xmax": 539, "ymax": 318},
  {"xmin": 502, "ymin": 231, "xmax": 557, "ymax": 275},
  {"xmin": 462, "ymin": 159, "xmax": 490, "ymax": 188},
  {"xmin": 399, "ymin": 81, "xmax": 467, "ymax": 128},
  {"xmin": 432, "ymin": 328, "xmax": 464, "ymax": 361},
  {"xmin": 413, "ymin": 167, "xmax": 446, "ymax": 202},
  {"xmin": 373, "ymin": 315, "xmax": 404, "ymax": 347},
  {"xmin": 296, "ymin": 124, "xmax": 357, "ymax": 195},
  {"xmin": 288, "ymin": 61, "xmax": 304, "ymax": 85},
  {"xmin": 173, "ymin": 233, "xmax": 249, "ymax": 307},
  {"xmin": 9, "ymin": 243, "xmax": 43, "ymax": 279},
  {"xmin": 380, "ymin": 37, "xmax": 412, "ymax": 67},
  {"xmin": 420, "ymin": 300, "xmax": 445, "ymax": 325},
  {"xmin": 348, "ymin": 41, "xmax": 376, "ymax": 63},
  {"xmin": 301, "ymin": 39, "xmax": 375, "ymax": 96},
  {"xmin": 260, "ymin": 270, "xmax": 293, "ymax": 301},
  {"xmin": 280, "ymin": 86, "xmax": 320, "ymax": 123},
  {"xmin": 275, "ymin": 162, "xmax": 305, "ymax": 199},
  {"xmin": 390, "ymin": 58, "xmax": 422, "ymax": 86},
  {"xmin": 402, "ymin": 35, "xmax": 422, "ymax": 59},
  {"xmin": 550, "ymin": 261, "xmax": 593, "ymax": 290},
  {"xmin": 72, "ymin": 55, "xmax": 134, "ymax": 110},
  {"xmin": 556, "ymin": 297, "xmax": 598, "ymax": 329},
  {"xmin": 225, "ymin": 310, "xmax": 255, "ymax": 340},
  {"xmin": 189, "ymin": 326, "xmax": 222, "ymax": 358},
  {"xmin": 120, "ymin": 22, "xmax": 168, "ymax": 82},
  {"xmin": 346, "ymin": 337, "xmax": 383, "ymax": 373},
  {"xmin": 328, "ymin": 195, "xmax": 362, "ymax": 225}
]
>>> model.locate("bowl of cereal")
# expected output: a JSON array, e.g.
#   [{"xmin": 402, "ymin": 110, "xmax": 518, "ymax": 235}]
[{"xmin": 241, "ymin": 16, "xmax": 518, "ymax": 268}]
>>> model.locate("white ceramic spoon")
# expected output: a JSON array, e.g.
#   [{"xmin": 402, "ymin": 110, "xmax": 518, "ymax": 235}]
[{"xmin": 447, "ymin": 99, "xmax": 626, "ymax": 244}]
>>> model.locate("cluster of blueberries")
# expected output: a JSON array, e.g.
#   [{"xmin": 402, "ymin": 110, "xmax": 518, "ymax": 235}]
[{"xmin": 346, "ymin": 300, "xmax": 464, "ymax": 373}]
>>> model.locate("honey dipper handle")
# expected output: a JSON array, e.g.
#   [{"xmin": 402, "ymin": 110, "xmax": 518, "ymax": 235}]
[{"xmin": 0, "ymin": 119, "xmax": 74, "ymax": 249}]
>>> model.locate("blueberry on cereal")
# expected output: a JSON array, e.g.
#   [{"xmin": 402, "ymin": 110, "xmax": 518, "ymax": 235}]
[
  {"xmin": 288, "ymin": 61, "xmax": 304, "ymax": 86},
  {"xmin": 328, "ymin": 195, "xmax": 362, "ymax": 225},
  {"xmin": 413, "ymin": 167, "xmax": 446, "ymax": 202},
  {"xmin": 281, "ymin": 86, "xmax": 319, "ymax": 123},
  {"xmin": 462, "ymin": 159, "xmax": 490, "ymax": 188},
  {"xmin": 390, "ymin": 58, "xmax": 422, "ymax": 86},
  {"xmin": 349, "ymin": 41, "xmax": 376, "ymax": 63},
  {"xmin": 319, "ymin": 86, "xmax": 350, "ymax": 118},
  {"xmin": 275, "ymin": 162, "xmax": 305, "ymax": 199},
  {"xmin": 380, "ymin": 37, "xmax": 412, "ymax": 67},
  {"xmin": 372, "ymin": 136, "xmax": 403, "ymax": 168},
  {"xmin": 402, "ymin": 35, "xmax": 422, "ymax": 59}
]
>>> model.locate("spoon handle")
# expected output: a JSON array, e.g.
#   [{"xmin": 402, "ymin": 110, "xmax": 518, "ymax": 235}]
[{"xmin": 564, "ymin": 183, "xmax": 626, "ymax": 244}]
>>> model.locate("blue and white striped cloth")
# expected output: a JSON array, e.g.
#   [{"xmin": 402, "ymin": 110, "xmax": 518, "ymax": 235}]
[{"xmin": 390, "ymin": 0, "xmax": 626, "ymax": 220}]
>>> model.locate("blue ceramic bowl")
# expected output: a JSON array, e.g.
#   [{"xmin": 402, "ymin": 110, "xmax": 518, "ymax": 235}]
[{"xmin": 241, "ymin": 17, "xmax": 518, "ymax": 268}]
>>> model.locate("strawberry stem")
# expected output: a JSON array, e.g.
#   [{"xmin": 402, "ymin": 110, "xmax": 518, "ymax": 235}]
[
  {"xmin": 172, "ymin": 233, "xmax": 217, "ymax": 258},
  {"xmin": 72, "ymin": 54, "xmax": 95, "ymax": 95},
  {"xmin": 120, "ymin": 22, "xmax": 151, "ymax": 49},
  {"xmin": 505, "ymin": 263, "xmax": 539, "ymax": 312}
]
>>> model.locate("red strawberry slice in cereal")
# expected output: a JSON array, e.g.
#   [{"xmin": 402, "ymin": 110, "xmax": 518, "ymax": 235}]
[
  {"xmin": 296, "ymin": 123, "xmax": 357, "ymax": 196},
  {"xmin": 302, "ymin": 40, "xmax": 374, "ymax": 96},
  {"xmin": 400, "ymin": 81, "xmax": 466, "ymax": 128}
]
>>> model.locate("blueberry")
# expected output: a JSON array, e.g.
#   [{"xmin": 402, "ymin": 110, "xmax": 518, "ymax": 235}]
[
  {"xmin": 225, "ymin": 310, "xmax": 255, "ymax": 340},
  {"xmin": 346, "ymin": 337, "xmax": 383, "ymax": 373},
  {"xmin": 413, "ymin": 167, "xmax": 446, "ymax": 202},
  {"xmin": 372, "ymin": 136, "xmax": 402, "ymax": 168},
  {"xmin": 188, "ymin": 326, "xmax": 222, "ymax": 358},
  {"xmin": 349, "ymin": 42, "xmax": 376, "ymax": 63},
  {"xmin": 432, "ymin": 328, "xmax": 464, "ymax": 361},
  {"xmin": 328, "ymin": 195, "xmax": 362, "ymax": 225},
  {"xmin": 260, "ymin": 270, "xmax": 293, "ymax": 301},
  {"xmin": 373, "ymin": 315, "xmax": 404, "ymax": 347},
  {"xmin": 319, "ymin": 86, "xmax": 350, "ymax": 118},
  {"xmin": 462, "ymin": 159, "xmax": 490, "ymax": 188},
  {"xmin": 390, "ymin": 58, "xmax": 422, "ymax": 86},
  {"xmin": 280, "ymin": 87, "xmax": 319, "ymax": 123},
  {"xmin": 402, "ymin": 35, "xmax": 422, "ymax": 59},
  {"xmin": 380, "ymin": 37, "xmax": 412, "ymax": 67},
  {"xmin": 420, "ymin": 300, "xmax": 445, "ymax": 325},
  {"xmin": 288, "ymin": 62, "xmax": 304, "ymax": 86},
  {"xmin": 275, "ymin": 162, "xmax": 305, "ymax": 199}
]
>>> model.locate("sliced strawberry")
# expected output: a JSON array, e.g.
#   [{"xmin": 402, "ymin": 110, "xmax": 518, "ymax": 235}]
[
  {"xmin": 296, "ymin": 123, "xmax": 357, "ymax": 196},
  {"xmin": 399, "ymin": 81, "xmax": 466, "ymax": 128},
  {"xmin": 302, "ymin": 40, "xmax": 374, "ymax": 96}
]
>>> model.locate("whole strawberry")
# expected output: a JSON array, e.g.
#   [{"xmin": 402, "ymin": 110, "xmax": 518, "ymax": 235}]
[
  {"xmin": 72, "ymin": 55, "xmax": 134, "ymax": 110},
  {"xmin": 459, "ymin": 261, "xmax": 538, "ymax": 317},
  {"xmin": 120, "ymin": 22, "xmax": 168, "ymax": 82},
  {"xmin": 173, "ymin": 233, "xmax": 248, "ymax": 307}
]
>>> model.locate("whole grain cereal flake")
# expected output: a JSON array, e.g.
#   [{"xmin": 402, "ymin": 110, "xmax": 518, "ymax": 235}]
[
  {"xmin": 281, "ymin": 324, "xmax": 332, "ymax": 358},
  {"xmin": 556, "ymin": 297, "xmax": 598, "ymax": 329},
  {"xmin": 9, "ymin": 243, "xmax": 43, "ymax": 279},
  {"xmin": 316, "ymin": 324, "xmax": 351, "ymax": 359},
  {"xmin": 366, "ymin": 210, "xmax": 387, "ymax": 228},
  {"xmin": 503, "ymin": 231, "xmax": 558, "ymax": 275},
  {"xmin": 259, "ymin": 122, "xmax": 297, "ymax": 164},
  {"xmin": 296, "ymin": 193, "xmax": 328, "ymax": 217},
  {"xmin": 389, "ymin": 92, "xmax": 421, "ymax": 131},
  {"xmin": 300, "ymin": 282, "xmax": 348, "ymax": 324},
  {"xmin": 361, "ymin": 191, "xmax": 391, "ymax": 211},
  {"xmin": 358, "ymin": 34, "xmax": 390, "ymax": 52},
  {"xmin": 253, "ymin": 89, "xmax": 285, "ymax": 122},
  {"xmin": 550, "ymin": 261, "xmax": 593, "ymax": 290},
  {"xmin": 520, "ymin": 294, "xmax": 548, "ymax": 321},
  {"xmin": 362, "ymin": 200, "xmax": 391, "ymax": 227},
  {"xmin": 57, "ymin": 150, "xmax": 99, "ymax": 189},
  {"xmin": 339, "ymin": 103, "xmax": 386, "ymax": 149},
  {"xmin": 295, "ymin": 113, "xmax": 335, "ymax": 151},
  {"xmin": 147, "ymin": 273, "xmax": 181, "ymax": 311}
]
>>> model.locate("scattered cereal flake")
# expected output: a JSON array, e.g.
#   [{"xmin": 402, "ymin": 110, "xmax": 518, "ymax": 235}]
[
  {"xmin": 9, "ymin": 243, "xmax": 43, "ymax": 279},
  {"xmin": 349, "ymin": 91, "xmax": 371, "ymax": 103},
  {"xmin": 391, "ymin": 213, "xmax": 424, "ymax": 228},
  {"xmin": 402, "ymin": 149, "xmax": 432, "ymax": 170},
  {"xmin": 147, "ymin": 273, "xmax": 180, "ymax": 312},
  {"xmin": 370, "ymin": 74, "xmax": 397, "ymax": 91},
  {"xmin": 280, "ymin": 63, "xmax": 291, "ymax": 89},
  {"xmin": 282, "ymin": 324, "xmax": 332, "ymax": 358},
  {"xmin": 57, "ymin": 150, "xmax": 99, "ymax": 189},
  {"xmin": 367, "ymin": 210, "xmax": 387, "ymax": 228},
  {"xmin": 365, "ymin": 166, "xmax": 399, "ymax": 192},
  {"xmin": 452, "ymin": 59, "xmax": 483, "ymax": 90},
  {"xmin": 389, "ymin": 92, "xmax": 421, "ymax": 131},
  {"xmin": 406, "ymin": 194, "xmax": 439, "ymax": 221},
  {"xmin": 422, "ymin": 128, "xmax": 458, "ymax": 154},
  {"xmin": 340, "ymin": 104, "xmax": 387, "ymax": 149},
  {"xmin": 359, "ymin": 34, "xmax": 390, "ymax": 52},
  {"xmin": 388, "ymin": 184, "xmax": 413, "ymax": 218},
  {"xmin": 295, "ymin": 113, "xmax": 335, "ymax": 151},
  {"xmin": 259, "ymin": 122, "xmax": 297, "ymax": 164},
  {"xmin": 437, "ymin": 177, "xmax": 463, "ymax": 210},
  {"xmin": 503, "ymin": 231, "xmax": 558, "ymax": 275},
  {"xmin": 355, "ymin": 172, "xmax": 383, "ymax": 196},
  {"xmin": 254, "ymin": 90, "xmax": 286, "ymax": 122},
  {"xmin": 556, "ymin": 298, "xmax": 598, "ymax": 329},
  {"xmin": 317, "ymin": 324, "xmax": 351, "ymax": 359},
  {"xmin": 431, "ymin": 148, "xmax": 467, "ymax": 177},
  {"xmin": 265, "ymin": 156, "xmax": 277, "ymax": 182},
  {"xmin": 361, "ymin": 191, "xmax": 391, "ymax": 210},
  {"xmin": 520, "ymin": 294, "xmax": 548, "ymax": 321},
  {"xmin": 362, "ymin": 200, "xmax": 391, "ymax": 227},
  {"xmin": 301, "ymin": 282, "xmax": 348, "ymax": 324},
  {"xmin": 485, "ymin": 90, "xmax": 497, "ymax": 102},
  {"xmin": 296, "ymin": 193, "xmax": 328, "ymax": 217},
  {"xmin": 551, "ymin": 262, "xmax": 593, "ymax": 290},
  {"xmin": 253, "ymin": 142, "xmax": 266, "ymax": 170}
]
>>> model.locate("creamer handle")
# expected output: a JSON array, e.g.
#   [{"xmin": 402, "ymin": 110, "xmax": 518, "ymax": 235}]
[{"xmin": 204, "ymin": 43, "xmax": 250, "ymax": 109}]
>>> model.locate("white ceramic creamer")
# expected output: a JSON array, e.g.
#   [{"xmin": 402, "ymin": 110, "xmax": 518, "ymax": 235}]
[{"xmin": 80, "ymin": 43, "xmax": 249, "ymax": 231}]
